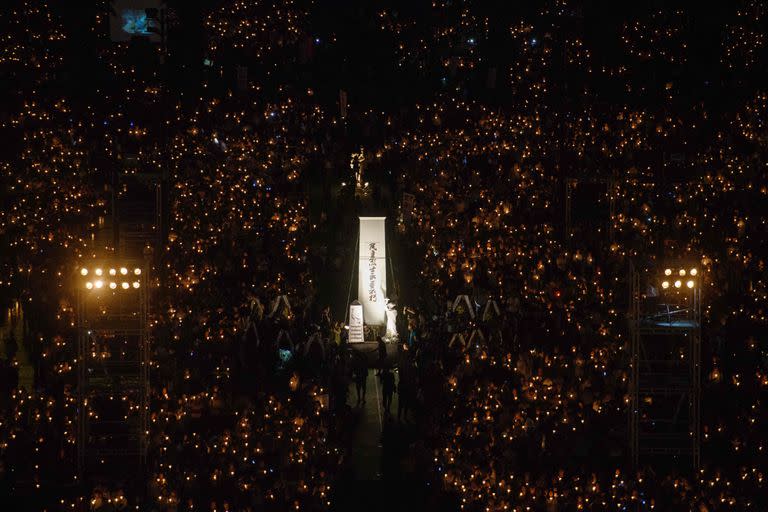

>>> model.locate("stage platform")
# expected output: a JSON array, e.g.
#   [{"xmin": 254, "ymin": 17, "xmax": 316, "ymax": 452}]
[{"xmin": 641, "ymin": 318, "xmax": 699, "ymax": 329}]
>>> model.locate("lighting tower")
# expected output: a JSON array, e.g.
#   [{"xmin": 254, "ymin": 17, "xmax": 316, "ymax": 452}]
[
  {"xmin": 75, "ymin": 260, "xmax": 150, "ymax": 480},
  {"xmin": 629, "ymin": 262, "xmax": 702, "ymax": 470}
]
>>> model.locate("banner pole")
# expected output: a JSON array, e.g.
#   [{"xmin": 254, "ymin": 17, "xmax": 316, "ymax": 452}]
[{"xmin": 345, "ymin": 227, "xmax": 360, "ymax": 324}]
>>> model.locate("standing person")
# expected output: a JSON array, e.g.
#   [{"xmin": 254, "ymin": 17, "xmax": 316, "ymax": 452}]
[
  {"xmin": 406, "ymin": 321, "xmax": 418, "ymax": 350},
  {"xmin": 354, "ymin": 364, "xmax": 368, "ymax": 405},
  {"xmin": 376, "ymin": 336, "xmax": 386, "ymax": 374},
  {"xmin": 380, "ymin": 368, "xmax": 395, "ymax": 417}
]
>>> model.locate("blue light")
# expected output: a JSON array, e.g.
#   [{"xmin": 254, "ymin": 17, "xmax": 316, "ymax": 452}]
[
  {"xmin": 467, "ymin": 38, "xmax": 476, "ymax": 45},
  {"xmin": 122, "ymin": 10, "xmax": 153, "ymax": 36},
  {"xmin": 531, "ymin": 38, "xmax": 538, "ymax": 46},
  {"xmin": 314, "ymin": 37, "xmax": 321, "ymax": 45}
]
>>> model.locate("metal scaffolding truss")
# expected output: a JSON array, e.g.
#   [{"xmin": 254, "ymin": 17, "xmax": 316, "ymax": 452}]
[
  {"xmin": 112, "ymin": 169, "xmax": 164, "ymax": 256},
  {"xmin": 629, "ymin": 261, "xmax": 701, "ymax": 470},
  {"xmin": 76, "ymin": 260, "xmax": 149, "ymax": 479}
]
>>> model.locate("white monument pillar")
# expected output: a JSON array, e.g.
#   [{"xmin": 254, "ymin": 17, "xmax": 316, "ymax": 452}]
[{"xmin": 358, "ymin": 217, "xmax": 387, "ymax": 326}]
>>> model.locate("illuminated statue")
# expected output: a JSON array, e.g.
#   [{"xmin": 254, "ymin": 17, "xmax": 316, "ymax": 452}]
[
  {"xmin": 385, "ymin": 300, "xmax": 398, "ymax": 339},
  {"xmin": 350, "ymin": 148, "xmax": 366, "ymax": 190}
]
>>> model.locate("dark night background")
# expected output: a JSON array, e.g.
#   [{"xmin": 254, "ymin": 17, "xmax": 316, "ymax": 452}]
[{"xmin": 0, "ymin": 0, "xmax": 767, "ymax": 511}]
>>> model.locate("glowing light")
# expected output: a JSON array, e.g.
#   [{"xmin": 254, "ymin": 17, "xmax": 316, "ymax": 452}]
[
  {"xmin": 134, "ymin": 268, "xmax": 142, "ymax": 276},
  {"xmin": 132, "ymin": 282, "xmax": 140, "ymax": 289},
  {"xmin": 661, "ymin": 281, "xmax": 670, "ymax": 289},
  {"xmin": 85, "ymin": 282, "xmax": 93, "ymax": 290},
  {"xmin": 94, "ymin": 280, "xmax": 103, "ymax": 289},
  {"xmin": 120, "ymin": 267, "xmax": 128, "ymax": 275},
  {"xmin": 674, "ymin": 280, "xmax": 682, "ymax": 288},
  {"xmin": 687, "ymin": 280, "xmax": 694, "ymax": 289},
  {"xmin": 690, "ymin": 268, "xmax": 698, "ymax": 276},
  {"xmin": 678, "ymin": 269, "xmax": 686, "ymax": 276},
  {"xmin": 95, "ymin": 268, "xmax": 103, "ymax": 276},
  {"xmin": 109, "ymin": 268, "xmax": 117, "ymax": 276},
  {"xmin": 664, "ymin": 268, "xmax": 672, "ymax": 276},
  {"xmin": 122, "ymin": 10, "xmax": 153, "ymax": 36},
  {"xmin": 109, "ymin": 282, "xmax": 117, "ymax": 289},
  {"xmin": 121, "ymin": 282, "xmax": 130, "ymax": 289},
  {"xmin": 80, "ymin": 268, "xmax": 88, "ymax": 276}
]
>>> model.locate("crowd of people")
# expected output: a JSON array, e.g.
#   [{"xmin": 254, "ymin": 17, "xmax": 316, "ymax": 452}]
[{"xmin": 0, "ymin": 1, "xmax": 767, "ymax": 511}]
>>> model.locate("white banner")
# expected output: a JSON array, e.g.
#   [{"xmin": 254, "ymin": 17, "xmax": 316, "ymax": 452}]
[
  {"xmin": 358, "ymin": 217, "xmax": 387, "ymax": 325},
  {"xmin": 349, "ymin": 301, "xmax": 364, "ymax": 343}
]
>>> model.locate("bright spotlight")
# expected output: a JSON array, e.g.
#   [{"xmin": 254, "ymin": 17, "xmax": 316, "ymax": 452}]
[
  {"xmin": 109, "ymin": 268, "xmax": 117, "ymax": 276},
  {"xmin": 134, "ymin": 268, "xmax": 142, "ymax": 276},
  {"xmin": 109, "ymin": 282, "xmax": 117, "ymax": 289},
  {"xmin": 95, "ymin": 268, "xmax": 103, "ymax": 276},
  {"xmin": 121, "ymin": 282, "xmax": 130, "ymax": 289},
  {"xmin": 85, "ymin": 282, "xmax": 93, "ymax": 290},
  {"xmin": 120, "ymin": 267, "xmax": 128, "ymax": 275},
  {"xmin": 661, "ymin": 281, "xmax": 670, "ymax": 289},
  {"xmin": 687, "ymin": 280, "xmax": 694, "ymax": 289},
  {"xmin": 674, "ymin": 280, "xmax": 682, "ymax": 288},
  {"xmin": 132, "ymin": 281, "xmax": 140, "ymax": 289},
  {"xmin": 94, "ymin": 280, "xmax": 104, "ymax": 289},
  {"xmin": 664, "ymin": 268, "xmax": 672, "ymax": 276},
  {"xmin": 80, "ymin": 268, "xmax": 88, "ymax": 276},
  {"xmin": 678, "ymin": 269, "xmax": 686, "ymax": 276},
  {"xmin": 690, "ymin": 268, "xmax": 697, "ymax": 276}
]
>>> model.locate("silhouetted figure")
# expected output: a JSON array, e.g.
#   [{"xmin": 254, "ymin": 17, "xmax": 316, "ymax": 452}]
[
  {"xmin": 377, "ymin": 336, "xmax": 386, "ymax": 373},
  {"xmin": 354, "ymin": 364, "xmax": 368, "ymax": 404},
  {"xmin": 380, "ymin": 368, "xmax": 395, "ymax": 416}
]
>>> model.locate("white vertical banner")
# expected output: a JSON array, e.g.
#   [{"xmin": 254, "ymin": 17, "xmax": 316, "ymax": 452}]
[
  {"xmin": 348, "ymin": 301, "xmax": 364, "ymax": 343},
  {"xmin": 358, "ymin": 217, "xmax": 387, "ymax": 326}
]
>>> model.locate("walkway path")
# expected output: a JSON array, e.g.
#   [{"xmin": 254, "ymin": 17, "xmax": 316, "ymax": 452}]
[{"xmin": 346, "ymin": 372, "xmax": 388, "ymax": 480}]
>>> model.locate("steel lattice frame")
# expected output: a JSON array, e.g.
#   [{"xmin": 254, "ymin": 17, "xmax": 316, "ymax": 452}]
[
  {"xmin": 629, "ymin": 262, "xmax": 701, "ymax": 470},
  {"xmin": 75, "ymin": 260, "xmax": 149, "ymax": 480}
]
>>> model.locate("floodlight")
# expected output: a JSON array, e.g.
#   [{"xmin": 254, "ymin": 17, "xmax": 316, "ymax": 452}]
[
  {"xmin": 686, "ymin": 280, "xmax": 694, "ymax": 289},
  {"xmin": 664, "ymin": 268, "xmax": 672, "ymax": 276},
  {"xmin": 109, "ymin": 282, "xmax": 117, "ymax": 289},
  {"xmin": 109, "ymin": 268, "xmax": 117, "ymax": 276},
  {"xmin": 86, "ymin": 282, "xmax": 93, "ymax": 289},
  {"xmin": 674, "ymin": 280, "xmax": 682, "ymax": 288},
  {"xmin": 80, "ymin": 268, "xmax": 88, "ymax": 276},
  {"xmin": 95, "ymin": 268, "xmax": 103, "ymax": 276},
  {"xmin": 120, "ymin": 267, "xmax": 128, "ymax": 275},
  {"xmin": 679, "ymin": 269, "xmax": 686, "ymax": 276},
  {"xmin": 134, "ymin": 268, "xmax": 142, "ymax": 276},
  {"xmin": 690, "ymin": 268, "xmax": 697, "ymax": 276},
  {"xmin": 121, "ymin": 282, "xmax": 130, "ymax": 289},
  {"xmin": 94, "ymin": 280, "xmax": 104, "ymax": 289},
  {"xmin": 661, "ymin": 281, "xmax": 670, "ymax": 289},
  {"xmin": 132, "ymin": 281, "xmax": 140, "ymax": 289}
]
